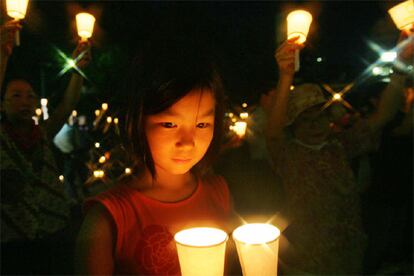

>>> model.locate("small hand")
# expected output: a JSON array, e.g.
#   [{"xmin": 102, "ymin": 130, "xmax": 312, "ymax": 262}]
[
  {"xmin": 0, "ymin": 20, "xmax": 22, "ymax": 57},
  {"xmin": 274, "ymin": 36, "xmax": 304, "ymax": 76},
  {"xmin": 72, "ymin": 40, "xmax": 92, "ymax": 69}
]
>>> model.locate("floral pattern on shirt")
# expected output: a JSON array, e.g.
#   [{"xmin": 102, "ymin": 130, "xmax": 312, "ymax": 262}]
[{"xmin": 135, "ymin": 224, "xmax": 180, "ymax": 275}]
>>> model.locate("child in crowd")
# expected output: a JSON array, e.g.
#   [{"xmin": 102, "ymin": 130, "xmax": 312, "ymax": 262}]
[
  {"xmin": 75, "ymin": 42, "xmax": 234, "ymax": 275},
  {"xmin": 266, "ymin": 33, "xmax": 412, "ymax": 275}
]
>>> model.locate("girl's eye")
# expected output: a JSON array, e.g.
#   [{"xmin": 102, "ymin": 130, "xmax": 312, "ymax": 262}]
[
  {"xmin": 160, "ymin": 122, "xmax": 177, "ymax": 128},
  {"xmin": 196, "ymin": 122, "xmax": 210, "ymax": 128}
]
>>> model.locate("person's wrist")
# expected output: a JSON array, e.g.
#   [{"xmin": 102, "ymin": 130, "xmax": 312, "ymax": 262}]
[{"xmin": 279, "ymin": 72, "xmax": 294, "ymax": 81}]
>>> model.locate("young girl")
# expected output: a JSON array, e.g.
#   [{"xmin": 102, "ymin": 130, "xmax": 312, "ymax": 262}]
[{"xmin": 75, "ymin": 43, "xmax": 233, "ymax": 275}]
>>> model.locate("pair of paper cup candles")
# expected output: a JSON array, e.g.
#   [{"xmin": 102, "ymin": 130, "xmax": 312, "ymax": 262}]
[{"xmin": 174, "ymin": 224, "xmax": 281, "ymax": 276}]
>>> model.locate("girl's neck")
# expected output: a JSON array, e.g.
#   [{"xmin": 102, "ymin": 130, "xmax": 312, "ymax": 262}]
[{"xmin": 134, "ymin": 168, "xmax": 197, "ymax": 202}]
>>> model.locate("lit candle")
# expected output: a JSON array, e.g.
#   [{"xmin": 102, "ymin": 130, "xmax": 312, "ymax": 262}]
[
  {"xmin": 40, "ymin": 98, "xmax": 49, "ymax": 120},
  {"xmin": 6, "ymin": 0, "xmax": 29, "ymax": 46},
  {"xmin": 76, "ymin": 12, "xmax": 96, "ymax": 41},
  {"xmin": 233, "ymin": 121, "xmax": 247, "ymax": 138},
  {"xmin": 333, "ymin": 93, "xmax": 342, "ymax": 101},
  {"xmin": 286, "ymin": 10, "xmax": 313, "ymax": 71},
  {"xmin": 388, "ymin": 0, "xmax": 414, "ymax": 32},
  {"xmin": 174, "ymin": 227, "xmax": 228, "ymax": 276},
  {"xmin": 232, "ymin": 223, "xmax": 281, "ymax": 276},
  {"xmin": 240, "ymin": 112, "xmax": 249, "ymax": 119}
]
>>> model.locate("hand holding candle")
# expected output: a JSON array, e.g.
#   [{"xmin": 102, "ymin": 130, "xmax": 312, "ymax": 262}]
[
  {"xmin": 6, "ymin": 0, "xmax": 29, "ymax": 46},
  {"xmin": 274, "ymin": 37, "xmax": 303, "ymax": 78},
  {"xmin": 0, "ymin": 20, "xmax": 22, "ymax": 57},
  {"xmin": 286, "ymin": 10, "xmax": 313, "ymax": 72}
]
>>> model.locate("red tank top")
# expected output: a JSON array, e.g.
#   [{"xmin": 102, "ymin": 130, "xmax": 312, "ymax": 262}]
[{"xmin": 85, "ymin": 174, "xmax": 232, "ymax": 275}]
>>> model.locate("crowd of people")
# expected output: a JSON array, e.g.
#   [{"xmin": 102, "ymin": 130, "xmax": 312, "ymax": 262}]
[{"xmin": 0, "ymin": 12, "xmax": 413, "ymax": 276}]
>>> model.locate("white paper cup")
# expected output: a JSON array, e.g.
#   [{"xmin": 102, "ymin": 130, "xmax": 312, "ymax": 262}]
[
  {"xmin": 232, "ymin": 223, "xmax": 280, "ymax": 276},
  {"xmin": 175, "ymin": 227, "xmax": 228, "ymax": 276}
]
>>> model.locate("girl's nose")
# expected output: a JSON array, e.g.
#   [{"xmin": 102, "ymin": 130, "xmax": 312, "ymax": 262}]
[{"xmin": 176, "ymin": 129, "xmax": 195, "ymax": 149}]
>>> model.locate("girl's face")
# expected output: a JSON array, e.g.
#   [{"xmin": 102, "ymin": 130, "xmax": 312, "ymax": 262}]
[
  {"xmin": 144, "ymin": 89, "xmax": 215, "ymax": 175},
  {"xmin": 292, "ymin": 104, "xmax": 331, "ymax": 145}
]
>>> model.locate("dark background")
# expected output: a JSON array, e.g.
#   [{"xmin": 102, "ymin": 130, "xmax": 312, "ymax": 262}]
[{"xmin": 1, "ymin": 0, "xmax": 401, "ymax": 111}]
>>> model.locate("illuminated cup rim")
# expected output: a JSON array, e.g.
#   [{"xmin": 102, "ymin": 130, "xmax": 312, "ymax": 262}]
[
  {"xmin": 232, "ymin": 223, "xmax": 280, "ymax": 245},
  {"xmin": 286, "ymin": 9, "xmax": 313, "ymax": 20},
  {"xmin": 174, "ymin": 227, "xmax": 229, "ymax": 248},
  {"xmin": 76, "ymin": 12, "xmax": 96, "ymax": 21}
]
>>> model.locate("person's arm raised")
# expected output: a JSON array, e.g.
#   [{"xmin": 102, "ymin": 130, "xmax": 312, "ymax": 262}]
[
  {"xmin": 368, "ymin": 30, "xmax": 413, "ymax": 131},
  {"xmin": 0, "ymin": 20, "xmax": 22, "ymax": 89},
  {"xmin": 45, "ymin": 41, "xmax": 91, "ymax": 140},
  {"xmin": 265, "ymin": 37, "xmax": 302, "ymax": 149}
]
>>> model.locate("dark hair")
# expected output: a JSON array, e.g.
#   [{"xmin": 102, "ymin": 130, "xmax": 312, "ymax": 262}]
[{"xmin": 121, "ymin": 40, "xmax": 225, "ymax": 177}]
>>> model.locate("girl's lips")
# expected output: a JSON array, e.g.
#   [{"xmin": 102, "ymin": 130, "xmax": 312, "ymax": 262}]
[{"xmin": 172, "ymin": 158, "xmax": 192, "ymax": 164}]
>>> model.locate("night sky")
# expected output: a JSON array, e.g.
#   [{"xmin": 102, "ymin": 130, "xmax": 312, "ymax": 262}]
[{"xmin": 1, "ymin": 1, "xmax": 401, "ymax": 111}]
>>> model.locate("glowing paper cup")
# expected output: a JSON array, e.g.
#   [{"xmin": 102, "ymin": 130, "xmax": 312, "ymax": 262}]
[
  {"xmin": 287, "ymin": 10, "xmax": 313, "ymax": 72},
  {"xmin": 232, "ymin": 223, "xmax": 281, "ymax": 276},
  {"xmin": 388, "ymin": 0, "xmax": 414, "ymax": 31},
  {"xmin": 287, "ymin": 10, "xmax": 313, "ymax": 44},
  {"xmin": 174, "ymin": 227, "xmax": 228, "ymax": 276},
  {"xmin": 6, "ymin": 0, "xmax": 29, "ymax": 46},
  {"xmin": 6, "ymin": 0, "xmax": 29, "ymax": 19},
  {"xmin": 76, "ymin": 12, "xmax": 95, "ymax": 41}
]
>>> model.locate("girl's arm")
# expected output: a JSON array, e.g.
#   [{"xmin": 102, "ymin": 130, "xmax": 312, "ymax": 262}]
[
  {"xmin": 75, "ymin": 204, "xmax": 115, "ymax": 275},
  {"xmin": 265, "ymin": 37, "xmax": 302, "ymax": 152}
]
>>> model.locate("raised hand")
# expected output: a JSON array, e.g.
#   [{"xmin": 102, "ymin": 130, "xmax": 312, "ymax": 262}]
[
  {"xmin": 72, "ymin": 40, "xmax": 92, "ymax": 70},
  {"xmin": 274, "ymin": 36, "xmax": 303, "ymax": 77},
  {"xmin": 0, "ymin": 20, "xmax": 22, "ymax": 57}
]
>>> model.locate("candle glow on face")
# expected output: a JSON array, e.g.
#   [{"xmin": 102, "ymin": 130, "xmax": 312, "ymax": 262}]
[
  {"xmin": 175, "ymin": 227, "xmax": 228, "ymax": 247},
  {"xmin": 233, "ymin": 223, "xmax": 280, "ymax": 245}
]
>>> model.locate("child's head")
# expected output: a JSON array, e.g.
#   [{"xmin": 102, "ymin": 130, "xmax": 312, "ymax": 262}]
[
  {"xmin": 1, "ymin": 78, "xmax": 38, "ymax": 123},
  {"xmin": 122, "ymin": 42, "xmax": 225, "ymax": 177},
  {"xmin": 286, "ymin": 83, "xmax": 332, "ymax": 145}
]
